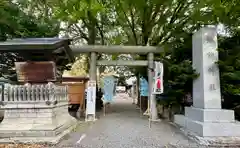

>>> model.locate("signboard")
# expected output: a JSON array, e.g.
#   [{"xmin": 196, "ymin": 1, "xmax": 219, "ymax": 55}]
[
  {"xmin": 86, "ymin": 81, "xmax": 96, "ymax": 115},
  {"xmin": 103, "ymin": 76, "xmax": 116, "ymax": 102},
  {"xmin": 152, "ymin": 62, "xmax": 164, "ymax": 94},
  {"xmin": 140, "ymin": 77, "xmax": 148, "ymax": 97},
  {"xmin": 15, "ymin": 61, "xmax": 56, "ymax": 82}
]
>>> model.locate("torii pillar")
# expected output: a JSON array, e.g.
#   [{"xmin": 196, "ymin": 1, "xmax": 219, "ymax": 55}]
[
  {"xmin": 148, "ymin": 53, "xmax": 159, "ymax": 121},
  {"xmin": 86, "ymin": 52, "xmax": 97, "ymax": 121}
]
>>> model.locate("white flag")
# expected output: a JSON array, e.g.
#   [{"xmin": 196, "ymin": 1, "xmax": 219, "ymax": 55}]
[{"xmin": 152, "ymin": 62, "xmax": 164, "ymax": 94}]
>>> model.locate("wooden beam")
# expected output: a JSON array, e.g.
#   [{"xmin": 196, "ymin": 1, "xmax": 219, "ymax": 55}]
[
  {"xmin": 70, "ymin": 45, "xmax": 163, "ymax": 54},
  {"xmin": 64, "ymin": 44, "xmax": 75, "ymax": 63},
  {"xmin": 97, "ymin": 60, "xmax": 148, "ymax": 66}
]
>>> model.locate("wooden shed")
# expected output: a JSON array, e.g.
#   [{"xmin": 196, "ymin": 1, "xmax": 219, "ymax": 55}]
[{"xmin": 61, "ymin": 76, "xmax": 89, "ymax": 116}]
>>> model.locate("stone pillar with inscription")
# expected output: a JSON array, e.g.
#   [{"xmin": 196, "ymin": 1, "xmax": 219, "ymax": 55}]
[{"xmin": 174, "ymin": 26, "xmax": 240, "ymax": 137}]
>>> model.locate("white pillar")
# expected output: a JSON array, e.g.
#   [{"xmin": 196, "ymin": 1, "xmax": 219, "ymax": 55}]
[
  {"xmin": 174, "ymin": 26, "xmax": 240, "ymax": 137},
  {"xmin": 192, "ymin": 27, "xmax": 221, "ymax": 109}
]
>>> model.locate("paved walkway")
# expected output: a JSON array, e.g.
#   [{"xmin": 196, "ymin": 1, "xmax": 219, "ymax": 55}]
[{"xmin": 56, "ymin": 94, "xmax": 199, "ymax": 148}]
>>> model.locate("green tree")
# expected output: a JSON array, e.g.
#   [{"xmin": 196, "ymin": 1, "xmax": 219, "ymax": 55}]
[
  {"xmin": 210, "ymin": 0, "xmax": 240, "ymax": 33},
  {"xmin": 156, "ymin": 33, "xmax": 198, "ymax": 113},
  {"xmin": 52, "ymin": 0, "xmax": 116, "ymax": 74},
  {"xmin": 218, "ymin": 32, "xmax": 240, "ymax": 111},
  {"xmin": 0, "ymin": 1, "xmax": 60, "ymax": 80}
]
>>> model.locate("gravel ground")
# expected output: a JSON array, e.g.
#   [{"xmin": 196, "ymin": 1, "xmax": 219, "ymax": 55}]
[{"xmin": 55, "ymin": 94, "xmax": 200, "ymax": 148}]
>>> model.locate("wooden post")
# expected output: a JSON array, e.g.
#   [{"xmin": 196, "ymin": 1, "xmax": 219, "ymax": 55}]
[{"xmin": 82, "ymin": 82, "xmax": 86, "ymax": 117}]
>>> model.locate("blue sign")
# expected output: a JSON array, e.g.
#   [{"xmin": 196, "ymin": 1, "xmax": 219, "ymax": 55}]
[
  {"xmin": 140, "ymin": 77, "xmax": 148, "ymax": 97},
  {"xmin": 103, "ymin": 76, "xmax": 116, "ymax": 102}
]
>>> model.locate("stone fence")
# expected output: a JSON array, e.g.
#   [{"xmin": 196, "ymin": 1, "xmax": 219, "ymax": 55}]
[
  {"xmin": 1, "ymin": 83, "xmax": 67, "ymax": 104},
  {"xmin": 0, "ymin": 82, "xmax": 77, "ymax": 144}
]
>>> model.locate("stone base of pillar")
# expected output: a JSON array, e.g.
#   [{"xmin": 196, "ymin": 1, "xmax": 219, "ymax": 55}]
[
  {"xmin": 174, "ymin": 107, "xmax": 240, "ymax": 146},
  {"xmin": 0, "ymin": 102, "xmax": 77, "ymax": 144}
]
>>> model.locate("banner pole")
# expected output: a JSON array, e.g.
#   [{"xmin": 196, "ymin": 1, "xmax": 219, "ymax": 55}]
[
  {"xmin": 140, "ymin": 96, "xmax": 142, "ymax": 116},
  {"xmin": 102, "ymin": 96, "xmax": 106, "ymax": 116},
  {"xmin": 149, "ymin": 94, "xmax": 152, "ymax": 128},
  {"xmin": 104, "ymin": 103, "xmax": 106, "ymax": 116}
]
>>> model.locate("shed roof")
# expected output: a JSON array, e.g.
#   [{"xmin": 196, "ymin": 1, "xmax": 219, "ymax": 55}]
[
  {"xmin": 0, "ymin": 38, "xmax": 70, "ymax": 51},
  {"xmin": 0, "ymin": 38, "xmax": 75, "ymax": 64}
]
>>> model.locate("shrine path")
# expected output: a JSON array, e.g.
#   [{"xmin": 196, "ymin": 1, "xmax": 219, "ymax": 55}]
[{"xmin": 55, "ymin": 93, "xmax": 202, "ymax": 148}]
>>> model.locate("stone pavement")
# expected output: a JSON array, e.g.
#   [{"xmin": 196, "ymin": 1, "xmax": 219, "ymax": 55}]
[{"xmin": 55, "ymin": 93, "xmax": 202, "ymax": 148}]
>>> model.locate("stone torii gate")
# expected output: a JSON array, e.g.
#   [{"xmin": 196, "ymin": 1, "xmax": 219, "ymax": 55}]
[{"xmin": 71, "ymin": 45, "xmax": 163, "ymax": 121}]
